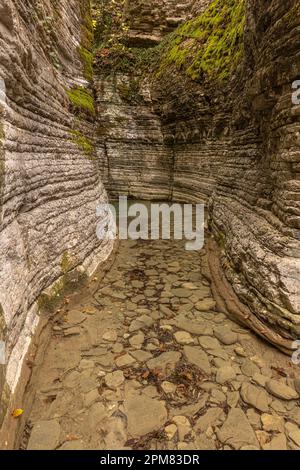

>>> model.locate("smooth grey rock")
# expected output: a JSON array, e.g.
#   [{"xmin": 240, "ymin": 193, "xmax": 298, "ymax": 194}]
[
  {"xmin": 27, "ymin": 420, "xmax": 61, "ymax": 450},
  {"xmin": 240, "ymin": 382, "xmax": 271, "ymax": 412},
  {"xmin": 214, "ymin": 326, "xmax": 238, "ymax": 345},
  {"xmin": 195, "ymin": 408, "xmax": 225, "ymax": 433},
  {"xmin": 217, "ymin": 408, "xmax": 259, "ymax": 450},
  {"xmin": 198, "ymin": 336, "xmax": 220, "ymax": 350},
  {"xmin": 266, "ymin": 380, "xmax": 299, "ymax": 400},
  {"xmin": 105, "ymin": 370, "xmax": 125, "ymax": 389},
  {"xmin": 115, "ymin": 353, "xmax": 136, "ymax": 368},
  {"xmin": 183, "ymin": 346, "xmax": 211, "ymax": 374},
  {"xmin": 216, "ymin": 366, "xmax": 236, "ymax": 384},
  {"xmin": 174, "ymin": 330, "xmax": 194, "ymax": 345},
  {"xmin": 124, "ymin": 395, "xmax": 167, "ymax": 437}
]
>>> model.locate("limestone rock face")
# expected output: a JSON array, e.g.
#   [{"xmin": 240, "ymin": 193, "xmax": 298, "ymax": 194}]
[
  {"xmin": 0, "ymin": 0, "xmax": 113, "ymax": 422},
  {"xmin": 94, "ymin": 0, "xmax": 300, "ymax": 350}
]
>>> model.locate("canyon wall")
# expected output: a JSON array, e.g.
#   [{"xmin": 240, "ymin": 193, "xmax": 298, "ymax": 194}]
[
  {"xmin": 0, "ymin": 0, "xmax": 113, "ymax": 427},
  {"xmin": 94, "ymin": 0, "xmax": 300, "ymax": 350}
]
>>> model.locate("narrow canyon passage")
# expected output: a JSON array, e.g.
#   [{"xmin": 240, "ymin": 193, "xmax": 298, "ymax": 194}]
[
  {"xmin": 1, "ymin": 0, "xmax": 300, "ymax": 455},
  {"xmin": 20, "ymin": 230, "xmax": 299, "ymax": 451}
]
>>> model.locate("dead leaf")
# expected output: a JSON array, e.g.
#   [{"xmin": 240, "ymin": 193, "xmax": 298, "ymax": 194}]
[
  {"xmin": 142, "ymin": 370, "xmax": 150, "ymax": 379},
  {"xmin": 12, "ymin": 408, "xmax": 24, "ymax": 418}
]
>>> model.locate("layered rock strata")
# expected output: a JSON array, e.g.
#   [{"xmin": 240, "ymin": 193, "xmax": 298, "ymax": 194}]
[
  {"xmin": 94, "ymin": 0, "xmax": 300, "ymax": 350},
  {"xmin": 0, "ymin": 0, "xmax": 113, "ymax": 427}
]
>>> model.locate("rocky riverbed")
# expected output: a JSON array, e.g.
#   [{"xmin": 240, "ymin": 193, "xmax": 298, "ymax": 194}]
[{"xmin": 18, "ymin": 234, "xmax": 300, "ymax": 451}]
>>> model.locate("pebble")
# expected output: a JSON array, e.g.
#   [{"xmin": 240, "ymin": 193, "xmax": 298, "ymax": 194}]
[
  {"xmin": 216, "ymin": 366, "xmax": 236, "ymax": 385},
  {"xmin": 102, "ymin": 330, "xmax": 118, "ymax": 342},
  {"xmin": 174, "ymin": 331, "xmax": 194, "ymax": 345},
  {"xmin": 105, "ymin": 370, "xmax": 125, "ymax": 389},
  {"xmin": 115, "ymin": 353, "xmax": 136, "ymax": 368},
  {"xmin": 165, "ymin": 424, "xmax": 177, "ymax": 440}
]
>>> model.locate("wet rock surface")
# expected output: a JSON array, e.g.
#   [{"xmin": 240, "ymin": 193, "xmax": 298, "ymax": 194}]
[{"xmin": 20, "ymin": 237, "xmax": 299, "ymax": 450}]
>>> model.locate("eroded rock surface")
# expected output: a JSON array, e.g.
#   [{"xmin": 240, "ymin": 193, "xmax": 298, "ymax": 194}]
[
  {"xmin": 93, "ymin": 0, "xmax": 300, "ymax": 349},
  {"xmin": 0, "ymin": 0, "xmax": 113, "ymax": 428}
]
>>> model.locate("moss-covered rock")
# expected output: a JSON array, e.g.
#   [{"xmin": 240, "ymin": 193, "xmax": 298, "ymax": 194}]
[
  {"xmin": 66, "ymin": 86, "xmax": 95, "ymax": 117},
  {"xmin": 68, "ymin": 129, "xmax": 95, "ymax": 159},
  {"xmin": 157, "ymin": 0, "xmax": 246, "ymax": 81}
]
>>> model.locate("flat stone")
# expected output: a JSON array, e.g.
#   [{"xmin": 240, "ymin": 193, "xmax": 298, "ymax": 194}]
[
  {"xmin": 288, "ymin": 406, "xmax": 300, "ymax": 425},
  {"xmin": 112, "ymin": 343, "xmax": 123, "ymax": 354},
  {"xmin": 105, "ymin": 370, "xmax": 125, "ymax": 389},
  {"xmin": 261, "ymin": 413, "xmax": 284, "ymax": 432},
  {"xmin": 63, "ymin": 370, "xmax": 81, "ymax": 388},
  {"xmin": 172, "ymin": 288, "xmax": 193, "ymax": 298},
  {"xmin": 124, "ymin": 395, "xmax": 167, "ymax": 438},
  {"xmin": 183, "ymin": 346, "xmax": 211, "ymax": 374},
  {"xmin": 227, "ymin": 391, "xmax": 240, "ymax": 408},
  {"xmin": 96, "ymin": 352, "xmax": 115, "ymax": 368},
  {"xmin": 115, "ymin": 353, "xmax": 136, "ymax": 368},
  {"xmin": 271, "ymin": 400, "xmax": 287, "ymax": 414},
  {"xmin": 132, "ymin": 280, "xmax": 144, "ymax": 289},
  {"xmin": 172, "ymin": 415, "xmax": 191, "ymax": 441},
  {"xmin": 129, "ymin": 333, "xmax": 145, "ymax": 348},
  {"xmin": 294, "ymin": 378, "xmax": 300, "ymax": 395},
  {"xmin": 195, "ymin": 408, "xmax": 225, "ymax": 433},
  {"xmin": 88, "ymin": 403, "xmax": 107, "ymax": 431},
  {"xmin": 252, "ymin": 373, "xmax": 268, "ymax": 388},
  {"xmin": 214, "ymin": 326, "xmax": 238, "ymax": 345},
  {"xmin": 216, "ymin": 366, "xmax": 236, "ymax": 385},
  {"xmin": 174, "ymin": 331, "xmax": 194, "ymax": 345},
  {"xmin": 161, "ymin": 381, "xmax": 177, "ymax": 394},
  {"xmin": 102, "ymin": 330, "xmax": 118, "ymax": 342},
  {"xmin": 266, "ymin": 380, "xmax": 299, "ymax": 400},
  {"xmin": 66, "ymin": 310, "xmax": 86, "ymax": 325},
  {"xmin": 147, "ymin": 351, "xmax": 182, "ymax": 374},
  {"xmin": 165, "ymin": 424, "xmax": 177, "ymax": 440},
  {"xmin": 131, "ymin": 350, "xmax": 153, "ymax": 362},
  {"xmin": 84, "ymin": 388, "xmax": 99, "ymax": 407},
  {"xmin": 241, "ymin": 359, "xmax": 260, "ymax": 377},
  {"xmin": 198, "ymin": 336, "xmax": 220, "ymax": 350},
  {"xmin": 79, "ymin": 359, "xmax": 95, "ymax": 370},
  {"xmin": 247, "ymin": 409, "xmax": 261, "ymax": 429},
  {"xmin": 168, "ymin": 395, "xmax": 208, "ymax": 419},
  {"xmin": 210, "ymin": 389, "xmax": 226, "ymax": 404},
  {"xmin": 194, "ymin": 435, "xmax": 217, "ymax": 450},
  {"xmin": 160, "ymin": 305, "xmax": 175, "ymax": 318},
  {"xmin": 234, "ymin": 346, "xmax": 247, "ymax": 357},
  {"xmin": 129, "ymin": 315, "xmax": 154, "ymax": 332},
  {"xmin": 217, "ymin": 408, "xmax": 259, "ymax": 450},
  {"xmin": 263, "ymin": 434, "xmax": 287, "ymax": 451},
  {"xmin": 289, "ymin": 429, "xmax": 300, "ymax": 447},
  {"xmin": 240, "ymin": 383, "xmax": 271, "ymax": 412},
  {"xmin": 176, "ymin": 318, "xmax": 214, "ymax": 336},
  {"xmin": 27, "ymin": 420, "xmax": 61, "ymax": 450},
  {"xmin": 195, "ymin": 299, "xmax": 216, "ymax": 311},
  {"xmin": 64, "ymin": 327, "xmax": 81, "ymax": 337},
  {"xmin": 208, "ymin": 349, "xmax": 229, "ymax": 360}
]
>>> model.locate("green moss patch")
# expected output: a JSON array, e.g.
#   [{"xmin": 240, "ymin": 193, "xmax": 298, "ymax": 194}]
[
  {"xmin": 69, "ymin": 130, "xmax": 95, "ymax": 158},
  {"xmin": 158, "ymin": 0, "xmax": 246, "ymax": 81},
  {"xmin": 66, "ymin": 86, "xmax": 95, "ymax": 117},
  {"xmin": 78, "ymin": 46, "xmax": 94, "ymax": 81}
]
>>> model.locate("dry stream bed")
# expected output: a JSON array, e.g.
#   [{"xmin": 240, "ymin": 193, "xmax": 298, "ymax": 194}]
[{"xmin": 15, "ymin": 233, "xmax": 300, "ymax": 450}]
